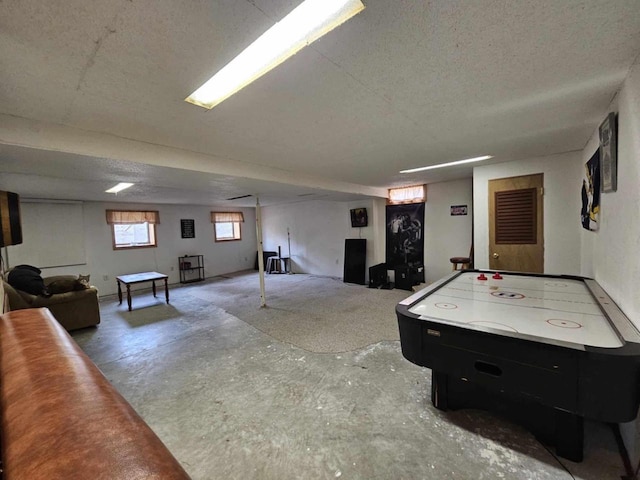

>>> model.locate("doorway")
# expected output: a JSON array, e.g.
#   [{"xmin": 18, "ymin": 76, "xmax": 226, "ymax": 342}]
[{"xmin": 488, "ymin": 173, "xmax": 544, "ymax": 273}]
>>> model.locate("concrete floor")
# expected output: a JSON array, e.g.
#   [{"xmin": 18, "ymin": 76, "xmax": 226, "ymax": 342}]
[{"xmin": 72, "ymin": 272, "xmax": 626, "ymax": 480}]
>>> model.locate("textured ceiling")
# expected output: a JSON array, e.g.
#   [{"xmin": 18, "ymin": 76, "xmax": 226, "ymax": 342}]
[{"xmin": 1, "ymin": 0, "xmax": 639, "ymax": 206}]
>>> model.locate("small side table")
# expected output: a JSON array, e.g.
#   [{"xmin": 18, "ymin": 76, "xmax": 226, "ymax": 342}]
[{"xmin": 116, "ymin": 272, "xmax": 169, "ymax": 311}]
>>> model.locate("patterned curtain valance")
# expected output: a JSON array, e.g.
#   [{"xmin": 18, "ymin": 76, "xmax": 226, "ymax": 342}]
[
  {"xmin": 388, "ymin": 185, "xmax": 426, "ymax": 204},
  {"xmin": 211, "ymin": 212, "xmax": 244, "ymax": 223},
  {"xmin": 106, "ymin": 210, "xmax": 160, "ymax": 224}
]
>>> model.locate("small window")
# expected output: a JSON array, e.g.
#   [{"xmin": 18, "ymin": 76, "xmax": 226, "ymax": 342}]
[
  {"xmin": 211, "ymin": 212, "xmax": 244, "ymax": 242},
  {"xmin": 112, "ymin": 222, "xmax": 156, "ymax": 248},
  {"xmin": 388, "ymin": 184, "xmax": 426, "ymax": 204},
  {"xmin": 106, "ymin": 210, "xmax": 159, "ymax": 250}
]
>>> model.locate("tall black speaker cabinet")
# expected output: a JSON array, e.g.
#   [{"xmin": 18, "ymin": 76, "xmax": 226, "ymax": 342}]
[{"xmin": 344, "ymin": 239, "xmax": 366, "ymax": 285}]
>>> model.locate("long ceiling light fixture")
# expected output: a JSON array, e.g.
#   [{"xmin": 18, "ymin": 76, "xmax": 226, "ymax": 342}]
[
  {"xmin": 400, "ymin": 155, "xmax": 493, "ymax": 174},
  {"xmin": 185, "ymin": 0, "xmax": 365, "ymax": 110}
]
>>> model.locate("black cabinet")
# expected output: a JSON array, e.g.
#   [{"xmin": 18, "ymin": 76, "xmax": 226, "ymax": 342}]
[
  {"xmin": 344, "ymin": 239, "xmax": 366, "ymax": 285},
  {"xmin": 179, "ymin": 255, "xmax": 204, "ymax": 283}
]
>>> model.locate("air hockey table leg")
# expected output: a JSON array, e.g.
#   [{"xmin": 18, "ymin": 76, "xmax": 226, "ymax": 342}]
[
  {"xmin": 431, "ymin": 371, "xmax": 449, "ymax": 410},
  {"xmin": 555, "ymin": 410, "xmax": 584, "ymax": 462}
]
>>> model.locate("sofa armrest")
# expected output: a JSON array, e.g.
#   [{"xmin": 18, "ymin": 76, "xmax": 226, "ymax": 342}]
[
  {"xmin": 1, "ymin": 280, "xmax": 35, "ymax": 309},
  {"xmin": 0, "ymin": 308, "xmax": 191, "ymax": 479}
]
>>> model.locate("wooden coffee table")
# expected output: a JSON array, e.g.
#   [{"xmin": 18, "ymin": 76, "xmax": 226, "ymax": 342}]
[{"xmin": 116, "ymin": 272, "xmax": 169, "ymax": 311}]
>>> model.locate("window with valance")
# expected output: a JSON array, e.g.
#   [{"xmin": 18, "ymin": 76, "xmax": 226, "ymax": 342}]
[
  {"xmin": 106, "ymin": 210, "xmax": 159, "ymax": 249},
  {"xmin": 211, "ymin": 211, "xmax": 244, "ymax": 241}
]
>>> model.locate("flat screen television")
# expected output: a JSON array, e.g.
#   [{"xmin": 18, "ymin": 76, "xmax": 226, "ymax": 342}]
[{"xmin": 350, "ymin": 208, "xmax": 368, "ymax": 228}]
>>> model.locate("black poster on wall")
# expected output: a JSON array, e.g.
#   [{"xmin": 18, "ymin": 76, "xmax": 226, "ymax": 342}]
[
  {"xmin": 385, "ymin": 203, "xmax": 425, "ymax": 267},
  {"xmin": 181, "ymin": 219, "xmax": 195, "ymax": 238}
]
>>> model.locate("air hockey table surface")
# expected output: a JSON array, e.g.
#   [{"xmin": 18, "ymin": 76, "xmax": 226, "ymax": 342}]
[
  {"xmin": 405, "ymin": 270, "xmax": 625, "ymax": 349},
  {"xmin": 396, "ymin": 269, "xmax": 640, "ymax": 462}
]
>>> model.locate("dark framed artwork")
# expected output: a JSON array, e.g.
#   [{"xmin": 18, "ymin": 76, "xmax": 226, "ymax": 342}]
[
  {"xmin": 180, "ymin": 219, "xmax": 195, "ymax": 238},
  {"xmin": 599, "ymin": 112, "xmax": 617, "ymax": 193},
  {"xmin": 350, "ymin": 208, "xmax": 368, "ymax": 227},
  {"xmin": 385, "ymin": 202, "xmax": 424, "ymax": 267},
  {"xmin": 580, "ymin": 150, "xmax": 600, "ymax": 231}
]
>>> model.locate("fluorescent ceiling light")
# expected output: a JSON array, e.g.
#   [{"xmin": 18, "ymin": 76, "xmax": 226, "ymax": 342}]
[
  {"xmin": 400, "ymin": 156, "xmax": 493, "ymax": 174},
  {"xmin": 105, "ymin": 183, "xmax": 134, "ymax": 193},
  {"xmin": 185, "ymin": 0, "xmax": 365, "ymax": 109}
]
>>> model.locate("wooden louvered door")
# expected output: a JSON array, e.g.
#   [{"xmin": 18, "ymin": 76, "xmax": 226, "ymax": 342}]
[{"xmin": 489, "ymin": 173, "xmax": 543, "ymax": 272}]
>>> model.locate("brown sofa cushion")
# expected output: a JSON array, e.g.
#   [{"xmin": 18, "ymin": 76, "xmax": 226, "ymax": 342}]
[{"xmin": 46, "ymin": 276, "xmax": 90, "ymax": 294}]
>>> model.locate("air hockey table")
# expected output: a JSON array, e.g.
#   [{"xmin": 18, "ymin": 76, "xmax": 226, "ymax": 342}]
[{"xmin": 396, "ymin": 269, "xmax": 640, "ymax": 462}]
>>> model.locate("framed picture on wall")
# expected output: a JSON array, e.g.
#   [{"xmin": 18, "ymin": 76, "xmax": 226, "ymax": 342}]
[
  {"xmin": 180, "ymin": 219, "xmax": 195, "ymax": 238},
  {"xmin": 350, "ymin": 208, "xmax": 368, "ymax": 227},
  {"xmin": 599, "ymin": 112, "xmax": 617, "ymax": 193}
]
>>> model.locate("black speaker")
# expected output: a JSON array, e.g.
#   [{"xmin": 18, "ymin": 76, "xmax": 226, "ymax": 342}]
[
  {"xmin": 368, "ymin": 263, "xmax": 388, "ymax": 288},
  {"xmin": 344, "ymin": 239, "xmax": 366, "ymax": 285},
  {"xmin": 0, "ymin": 191, "xmax": 22, "ymax": 247},
  {"xmin": 394, "ymin": 265, "xmax": 414, "ymax": 291}
]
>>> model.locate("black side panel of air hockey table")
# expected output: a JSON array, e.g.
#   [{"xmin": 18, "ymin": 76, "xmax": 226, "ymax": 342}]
[
  {"xmin": 398, "ymin": 315, "xmax": 580, "ymax": 412},
  {"xmin": 398, "ymin": 311, "xmax": 640, "ymax": 423}
]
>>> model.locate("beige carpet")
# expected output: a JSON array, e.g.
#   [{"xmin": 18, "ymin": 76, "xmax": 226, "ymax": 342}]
[{"xmin": 184, "ymin": 271, "xmax": 411, "ymax": 353}]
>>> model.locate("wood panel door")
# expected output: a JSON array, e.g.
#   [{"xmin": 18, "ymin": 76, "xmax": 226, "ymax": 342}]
[{"xmin": 489, "ymin": 173, "xmax": 543, "ymax": 273}]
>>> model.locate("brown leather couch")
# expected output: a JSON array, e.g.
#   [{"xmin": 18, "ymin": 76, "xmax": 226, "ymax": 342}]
[
  {"xmin": 1, "ymin": 275, "xmax": 100, "ymax": 330},
  {"xmin": 0, "ymin": 308, "xmax": 191, "ymax": 480}
]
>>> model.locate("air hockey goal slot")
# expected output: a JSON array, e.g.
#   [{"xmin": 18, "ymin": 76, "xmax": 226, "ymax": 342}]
[{"xmin": 475, "ymin": 361, "xmax": 502, "ymax": 377}]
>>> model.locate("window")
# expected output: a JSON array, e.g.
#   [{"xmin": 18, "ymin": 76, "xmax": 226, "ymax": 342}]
[
  {"xmin": 388, "ymin": 185, "xmax": 426, "ymax": 204},
  {"xmin": 211, "ymin": 212, "xmax": 244, "ymax": 242},
  {"xmin": 106, "ymin": 210, "xmax": 159, "ymax": 249}
]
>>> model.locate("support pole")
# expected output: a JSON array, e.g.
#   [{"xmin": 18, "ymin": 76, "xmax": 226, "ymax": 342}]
[
  {"xmin": 255, "ymin": 196, "xmax": 267, "ymax": 307},
  {"xmin": 287, "ymin": 227, "xmax": 292, "ymax": 274}
]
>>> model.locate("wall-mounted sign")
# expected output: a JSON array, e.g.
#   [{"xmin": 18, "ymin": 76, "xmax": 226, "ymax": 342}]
[
  {"xmin": 450, "ymin": 205, "xmax": 468, "ymax": 216},
  {"xmin": 181, "ymin": 219, "xmax": 195, "ymax": 238}
]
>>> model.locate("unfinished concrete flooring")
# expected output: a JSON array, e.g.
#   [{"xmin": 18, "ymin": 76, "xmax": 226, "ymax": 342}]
[{"xmin": 72, "ymin": 272, "xmax": 625, "ymax": 479}]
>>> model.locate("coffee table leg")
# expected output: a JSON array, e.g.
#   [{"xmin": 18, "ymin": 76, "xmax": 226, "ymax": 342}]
[
  {"xmin": 164, "ymin": 278, "xmax": 169, "ymax": 304},
  {"xmin": 126, "ymin": 284, "xmax": 132, "ymax": 311},
  {"xmin": 152, "ymin": 280, "xmax": 157, "ymax": 297},
  {"xmin": 117, "ymin": 280, "xmax": 122, "ymax": 305}
]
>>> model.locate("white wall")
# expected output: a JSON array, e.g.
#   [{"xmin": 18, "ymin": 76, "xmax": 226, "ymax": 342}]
[
  {"xmin": 261, "ymin": 184, "xmax": 474, "ymax": 286},
  {"xmin": 11, "ymin": 201, "xmax": 86, "ymax": 268},
  {"xmin": 423, "ymin": 178, "xmax": 473, "ymax": 284},
  {"xmin": 581, "ymin": 62, "xmax": 640, "ymax": 330},
  {"xmin": 473, "ymin": 151, "xmax": 583, "ymax": 275},
  {"xmin": 13, "ymin": 201, "xmax": 256, "ymax": 296},
  {"xmin": 578, "ymin": 64, "xmax": 640, "ymax": 464},
  {"xmin": 371, "ymin": 198, "xmax": 387, "ymax": 265},
  {"xmin": 261, "ymin": 199, "xmax": 377, "ymax": 279}
]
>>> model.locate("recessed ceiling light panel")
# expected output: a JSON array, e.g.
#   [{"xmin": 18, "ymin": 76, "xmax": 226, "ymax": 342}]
[
  {"xmin": 105, "ymin": 182, "xmax": 134, "ymax": 193},
  {"xmin": 185, "ymin": 0, "xmax": 365, "ymax": 109}
]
